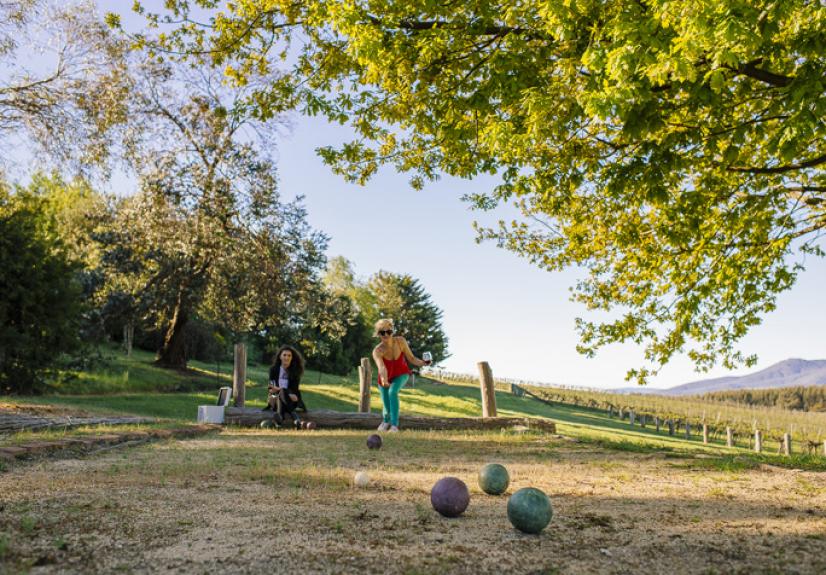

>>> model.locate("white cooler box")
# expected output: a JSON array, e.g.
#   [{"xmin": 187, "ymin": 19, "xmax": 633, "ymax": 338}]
[{"xmin": 197, "ymin": 405, "xmax": 225, "ymax": 424}]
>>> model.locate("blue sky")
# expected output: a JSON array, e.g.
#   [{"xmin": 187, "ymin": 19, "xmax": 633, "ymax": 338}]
[
  {"xmin": 273, "ymin": 113, "xmax": 826, "ymax": 389},
  {"xmin": 20, "ymin": 2, "xmax": 826, "ymax": 389}
]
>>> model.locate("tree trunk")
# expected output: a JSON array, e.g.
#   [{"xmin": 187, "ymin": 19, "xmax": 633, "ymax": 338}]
[{"xmin": 156, "ymin": 293, "xmax": 189, "ymax": 369}]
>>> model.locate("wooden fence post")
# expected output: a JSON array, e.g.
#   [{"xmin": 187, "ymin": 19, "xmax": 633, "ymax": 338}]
[
  {"xmin": 782, "ymin": 433, "xmax": 792, "ymax": 456},
  {"xmin": 640, "ymin": 414, "xmax": 646, "ymax": 428},
  {"xmin": 703, "ymin": 424, "xmax": 709, "ymax": 445},
  {"xmin": 608, "ymin": 406, "xmax": 613, "ymax": 418},
  {"xmin": 754, "ymin": 430, "xmax": 762, "ymax": 453},
  {"xmin": 684, "ymin": 422, "xmax": 691, "ymax": 439},
  {"xmin": 232, "ymin": 343, "xmax": 246, "ymax": 408},
  {"xmin": 358, "ymin": 357, "xmax": 372, "ymax": 413},
  {"xmin": 123, "ymin": 321, "xmax": 134, "ymax": 357},
  {"xmin": 726, "ymin": 427, "xmax": 734, "ymax": 448},
  {"xmin": 655, "ymin": 417, "xmax": 661, "ymax": 433},
  {"xmin": 667, "ymin": 420, "xmax": 674, "ymax": 436},
  {"xmin": 477, "ymin": 361, "xmax": 497, "ymax": 418},
  {"xmin": 629, "ymin": 410, "xmax": 635, "ymax": 426}
]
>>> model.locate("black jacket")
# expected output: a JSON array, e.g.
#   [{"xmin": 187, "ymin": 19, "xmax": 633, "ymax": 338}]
[{"xmin": 269, "ymin": 364, "xmax": 302, "ymax": 394}]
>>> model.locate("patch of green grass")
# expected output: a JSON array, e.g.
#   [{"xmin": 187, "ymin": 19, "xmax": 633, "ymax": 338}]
[
  {"xmin": 588, "ymin": 437, "xmax": 674, "ymax": 454},
  {"xmin": 53, "ymin": 537, "xmax": 68, "ymax": 551},
  {"xmin": 52, "ymin": 347, "xmax": 226, "ymax": 395},
  {"xmin": 0, "ymin": 421, "xmax": 194, "ymax": 448},
  {"xmin": 668, "ymin": 452, "xmax": 826, "ymax": 473},
  {"xmin": 793, "ymin": 477, "xmax": 825, "ymax": 496},
  {"xmin": 672, "ymin": 456, "xmax": 761, "ymax": 472},
  {"xmin": 19, "ymin": 516, "xmax": 36, "ymax": 535}
]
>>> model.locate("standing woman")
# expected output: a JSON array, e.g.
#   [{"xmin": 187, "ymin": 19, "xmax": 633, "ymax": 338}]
[
  {"xmin": 266, "ymin": 345, "xmax": 305, "ymax": 429},
  {"xmin": 372, "ymin": 318, "xmax": 430, "ymax": 432}
]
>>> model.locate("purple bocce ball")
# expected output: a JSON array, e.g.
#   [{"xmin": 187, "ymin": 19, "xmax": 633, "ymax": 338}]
[
  {"xmin": 366, "ymin": 433, "xmax": 383, "ymax": 449},
  {"xmin": 430, "ymin": 477, "xmax": 470, "ymax": 518}
]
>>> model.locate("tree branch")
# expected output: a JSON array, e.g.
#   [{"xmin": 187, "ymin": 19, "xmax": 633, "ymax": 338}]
[
  {"xmin": 365, "ymin": 14, "xmax": 540, "ymax": 38},
  {"xmin": 731, "ymin": 60, "xmax": 793, "ymax": 88},
  {"xmin": 727, "ymin": 152, "xmax": 826, "ymax": 174}
]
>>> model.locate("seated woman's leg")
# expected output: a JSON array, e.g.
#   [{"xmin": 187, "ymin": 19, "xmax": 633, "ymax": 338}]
[
  {"xmin": 295, "ymin": 390, "xmax": 307, "ymax": 412},
  {"xmin": 277, "ymin": 389, "xmax": 301, "ymax": 427}
]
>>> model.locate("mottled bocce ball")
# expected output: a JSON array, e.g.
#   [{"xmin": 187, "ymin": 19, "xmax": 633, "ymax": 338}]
[
  {"xmin": 305, "ymin": 421, "xmax": 317, "ymax": 430},
  {"xmin": 366, "ymin": 434, "xmax": 383, "ymax": 450},
  {"xmin": 430, "ymin": 477, "xmax": 470, "ymax": 518},
  {"xmin": 259, "ymin": 420, "xmax": 272, "ymax": 429},
  {"xmin": 353, "ymin": 471, "xmax": 369, "ymax": 488},
  {"xmin": 507, "ymin": 487, "xmax": 553, "ymax": 534},
  {"xmin": 478, "ymin": 463, "xmax": 510, "ymax": 495}
]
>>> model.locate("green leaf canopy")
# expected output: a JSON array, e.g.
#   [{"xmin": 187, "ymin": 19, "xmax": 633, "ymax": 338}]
[{"xmin": 133, "ymin": 0, "xmax": 826, "ymax": 382}]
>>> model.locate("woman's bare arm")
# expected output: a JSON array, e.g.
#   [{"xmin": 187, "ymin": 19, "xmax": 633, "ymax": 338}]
[
  {"xmin": 398, "ymin": 337, "xmax": 426, "ymax": 367},
  {"xmin": 373, "ymin": 344, "xmax": 390, "ymax": 387}
]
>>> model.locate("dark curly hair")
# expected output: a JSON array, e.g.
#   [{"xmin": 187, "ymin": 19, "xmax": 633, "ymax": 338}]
[{"xmin": 272, "ymin": 344, "xmax": 305, "ymax": 380}]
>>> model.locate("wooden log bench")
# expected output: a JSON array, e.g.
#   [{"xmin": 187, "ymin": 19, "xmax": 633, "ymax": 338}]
[{"xmin": 224, "ymin": 408, "xmax": 556, "ymax": 433}]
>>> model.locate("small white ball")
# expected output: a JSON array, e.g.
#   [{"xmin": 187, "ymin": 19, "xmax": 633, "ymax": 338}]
[{"xmin": 354, "ymin": 471, "xmax": 370, "ymax": 488}]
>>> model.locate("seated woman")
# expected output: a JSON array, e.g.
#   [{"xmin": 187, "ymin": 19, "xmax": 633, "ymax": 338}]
[{"xmin": 264, "ymin": 345, "xmax": 305, "ymax": 429}]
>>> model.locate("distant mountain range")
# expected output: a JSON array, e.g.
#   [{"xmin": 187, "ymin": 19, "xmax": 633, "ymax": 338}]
[{"xmin": 612, "ymin": 358, "xmax": 826, "ymax": 396}]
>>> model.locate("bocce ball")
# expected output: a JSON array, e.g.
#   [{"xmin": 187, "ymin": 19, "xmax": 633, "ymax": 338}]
[
  {"xmin": 366, "ymin": 434, "xmax": 382, "ymax": 449},
  {"xmin": 478, "ymin": 463, "xmax": 510, "ymax": 495},
  {"xmin": 354, "ymin": 471, "xmax": 369, "ymax": 488},
  {"xmin": 507, "ymin": 487, "xmax": 553, "ymax": 534},
  {"xmin": 430, "ymin": 477, "xmax": 470, "ymax": 518}
]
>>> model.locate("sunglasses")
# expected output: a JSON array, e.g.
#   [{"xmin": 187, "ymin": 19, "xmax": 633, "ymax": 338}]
[{"xmin": 378, "ymin": 330, "xmax": 393, "ymax": 336}]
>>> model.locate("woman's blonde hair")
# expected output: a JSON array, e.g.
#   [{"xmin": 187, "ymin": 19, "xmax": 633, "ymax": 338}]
[{"xmin": 374, "ymin": 318, "xmax": 394, "ymax": 336}]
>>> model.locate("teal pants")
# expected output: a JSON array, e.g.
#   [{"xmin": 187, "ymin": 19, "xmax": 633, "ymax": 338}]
[{"xmin": 379, "ymin": 374, "xmax": 409, "ymax": 426}]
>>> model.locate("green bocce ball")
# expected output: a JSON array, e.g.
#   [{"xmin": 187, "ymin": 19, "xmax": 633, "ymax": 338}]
[
  {"xmin": 478, "ymin": 463, "xmax": 510, "ymax": 495},
  {"xmin": 507, "ymin": 487, "xmax": 553, "ymax": 534}
]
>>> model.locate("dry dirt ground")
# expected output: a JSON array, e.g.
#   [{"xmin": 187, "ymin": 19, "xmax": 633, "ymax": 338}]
[{"xmin": 1, "ymin": 429, "xmax": 825, "ymax": 575}]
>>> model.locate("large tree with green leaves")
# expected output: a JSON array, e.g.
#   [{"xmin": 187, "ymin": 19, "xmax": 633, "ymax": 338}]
[
  {"xmin": 94, "ymin": 63, "xmax": 330, "ymax": 369},
  {"xmin": 129, "ymin": 0, "xmax": 825, "ymax": 382},
  {"xmin": 322, "ymin": 257, "xmax": 449, "ymax": 364},
  {"xmin": 1, "ymin": 0, "xmax": 129, "ymax": 172},
  {"xmin": 364, "ymin": 271, "xmax": 449, "ymax": 364}
]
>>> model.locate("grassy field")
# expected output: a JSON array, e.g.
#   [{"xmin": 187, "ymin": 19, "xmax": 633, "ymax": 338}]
[
  {"xmin": 2, "ymin": 348, "xmax": 826, "ymax": 573},
  {"xmin": 6, "ymin": 346, "xmax": 826, "ymax": 468}
]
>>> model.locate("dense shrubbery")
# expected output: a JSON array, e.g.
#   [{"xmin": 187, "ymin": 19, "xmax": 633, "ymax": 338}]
[{"xmin": 0, "ymin": 188, "xmax": 84, "ymax": 393}]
